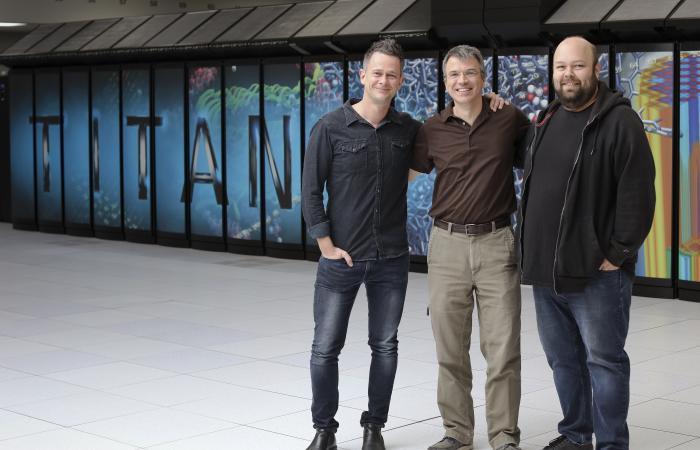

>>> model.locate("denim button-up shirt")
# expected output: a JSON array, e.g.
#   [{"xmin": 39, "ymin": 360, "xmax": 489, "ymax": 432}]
[{"xmin": 302, "ymin": 100, "xmax": 421, "ymax": 261}]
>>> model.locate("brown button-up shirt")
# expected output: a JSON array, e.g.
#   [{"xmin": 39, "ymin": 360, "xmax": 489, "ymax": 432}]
[{"xmin": 411, "ymin": 97, "xmax": 531, "ymax": 224}]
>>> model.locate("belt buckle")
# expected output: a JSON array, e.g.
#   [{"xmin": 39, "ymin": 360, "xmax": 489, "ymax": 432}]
[{"xmin": 465, "ymin": 223, "xmax": 476, "ymax": 236}]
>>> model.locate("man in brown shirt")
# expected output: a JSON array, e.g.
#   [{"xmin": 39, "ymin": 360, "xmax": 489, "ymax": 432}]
[{"xmin": 411, "ymin": 45, "xmax": 530, "ymax": 450}]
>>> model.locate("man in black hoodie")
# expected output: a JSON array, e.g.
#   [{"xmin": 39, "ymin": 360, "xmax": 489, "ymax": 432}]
[{"xmin": 519, "ymin": 37, "xmax": 655, "ymax": 450}]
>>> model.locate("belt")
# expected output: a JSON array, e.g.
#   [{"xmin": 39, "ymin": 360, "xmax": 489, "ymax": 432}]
[{"xmin": 434, "ymin": 217, "xmax": 511, "ymax": 236}]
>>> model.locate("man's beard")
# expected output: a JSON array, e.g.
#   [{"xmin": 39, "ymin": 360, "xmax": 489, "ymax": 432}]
[{"xmin": 557, "ymin": 76, "xmax": 598, "ymax": 110}]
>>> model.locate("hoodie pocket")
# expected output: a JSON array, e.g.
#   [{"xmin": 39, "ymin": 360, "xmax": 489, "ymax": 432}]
[{"xmin": 556, "ymin": 217, "xmax": 605, "ymax": 277}]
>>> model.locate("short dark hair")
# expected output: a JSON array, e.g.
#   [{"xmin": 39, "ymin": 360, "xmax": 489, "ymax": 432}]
[
  {"xmin": 363, "ymin": 38, "xmax": 404, "ymax": 71},
  {"xmin": 442, "ymin": 45, "xmax": 486, "ymax": 79}
]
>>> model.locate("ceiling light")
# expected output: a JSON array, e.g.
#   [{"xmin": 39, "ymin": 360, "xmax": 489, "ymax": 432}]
[{"xmin": 0, "ymin": 23, "xmax": 27, "ymax": 27}]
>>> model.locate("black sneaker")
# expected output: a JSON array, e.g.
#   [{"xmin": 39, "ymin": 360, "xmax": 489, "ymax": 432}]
[{"xmin": 543, "ymin": 435, "xmax": 593, "ymax": 450}]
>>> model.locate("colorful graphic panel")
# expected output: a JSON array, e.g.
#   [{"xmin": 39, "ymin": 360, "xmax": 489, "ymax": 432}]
[
  {"xmin": 264, "ymin": 63, "xmax": 302, "ymax": 245},
  {"xmin": 304, "ymin": 61, "xmax": 344, "ymax": 248},
  {"xmin": 498, "ymin": 54, "xmax": 550, "ymax": 228},
  {"xmin": 34, "ymin": 71, "xmax": 62, "ymax": 225},
  {"xmin": 498, "ymin": 54, "xmax": 550, "ymax": 122},
  {"xmin": 348, "ymin": 59, "xmax": 363, "ymax": 101},
  {"xmin": 9, "ymin": 71, "xmax": 35, "ymax": 225},
  {"xmin": 63, "ymin": 70, "xmax": 90, "ymax": 227},
  {"xmin": 598, "ymin": 51, "xmax": 610, "ymax": 86},
  {"xmin": 225, "ymin": 64, "xmax": 261, "ymax": 241},
  {"xmin": 122, "ymin": 68, "xmax": 151, "ymax": 232},
  {"xmin": 154, "ymin": 66, "xmax": 186, "ymax": 236},
  {"xmin": 91, "ymin": 69, "xmax": 122, "ymax": 229},
  {"xmin": 399, "ymin": 58, "xmax": 438, "ymax": 256},
  {"xmin": 188, "ymin": 66, "xmax": 223, "ymax": 239},
  {"xmin": 679, "ymin": 51, "xmax": 700, "ymax": 281},
  {"xmin": 616, "ymin": 51, "xmax": 673, "ymax": 279}
]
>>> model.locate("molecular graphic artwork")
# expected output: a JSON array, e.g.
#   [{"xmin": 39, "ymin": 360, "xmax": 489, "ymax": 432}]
[
  {"xmin": 678, "ymin": 51, "xmax": 700, "ymax": 281},
  {"xmin": 616, "ymin": 51, "xmax": 673, "ymax": 279},
  {"xmin": 304, "ymin": 62, "xmax": 344, "ymax": 248},
  {"xmin": 399, "ymin": 59, "xmax": 439, "ymax": 255},
  {"xmin": 497, "ymin": 54, "xmax": 549, "ymax": 227}
]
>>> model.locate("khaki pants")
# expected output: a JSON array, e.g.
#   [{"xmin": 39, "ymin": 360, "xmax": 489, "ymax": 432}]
[{"xmin": 427, "ymin": 225, "xmax": 522, "ymax": 449}]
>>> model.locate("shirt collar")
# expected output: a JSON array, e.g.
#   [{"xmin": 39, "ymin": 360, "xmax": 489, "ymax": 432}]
[
  {"xmin": 343, "ymin": 98, "xmax": 403, "ymax": 127},
  {"xmin": 440, "ymin": 97, "xmax": 492, "ymax": 126}
]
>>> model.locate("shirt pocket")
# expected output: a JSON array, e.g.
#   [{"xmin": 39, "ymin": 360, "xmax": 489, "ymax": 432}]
[
  {"xmin": 391, "ymin": 138, "xmax": 410, "ymax": 170},
  {"xmin": 332, "ymin": 139, "xmax": 368, "ymax": 173}
]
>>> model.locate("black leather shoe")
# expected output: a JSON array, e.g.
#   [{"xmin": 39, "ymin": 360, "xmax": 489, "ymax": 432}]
[
  {"xmin": 362, "ymin": 423, "xmax": 385, "ymax": 450},
  {"xmin": 306, "ymin": 429, "xmax": 337, "ymax": 450}
]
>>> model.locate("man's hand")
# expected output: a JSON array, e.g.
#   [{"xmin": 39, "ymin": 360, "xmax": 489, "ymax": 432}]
[
  {"xmin": 318, "ymin": 236, "xmax": 353, "ymax": 267},
  {"xmin": 599, "ymin": 258, "xmax": 619, "ymax": 271},
  {"xmin": 484, "ymin": 92, "xmax": 509, "ymax": 111},
  {"xmin": 408, "ymin": 169, "xmax": 421, "ymax": 182}
]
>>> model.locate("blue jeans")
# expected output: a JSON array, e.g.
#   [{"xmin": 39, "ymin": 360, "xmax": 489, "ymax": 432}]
[
  {"xmin": 533, "ymin": 270, "xmax": 632, "ymax": 450},
  {"xmin": 310, "ymin": 253, "xmax": 409, "ymax": 430}
]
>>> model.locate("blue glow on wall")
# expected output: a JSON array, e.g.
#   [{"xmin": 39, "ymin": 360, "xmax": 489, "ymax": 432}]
[
  {"xmin": 304, "ymin": 61, "xmax": 344, "ymax": 248},
  {"xmin": 188, "ymin": 66, "xmax": 224, "ymax": 239},
  {"xmin": 34, "ymin": 71, "xmax": 62, "ymax": 225},
  {"xmin": 10, "ymin": 71, "xmax": 35, "ymax": 225},
  {"xmin": 154, "ymin": 66, "xmax": 186, "ymax": 236},
  {"xmin": 264, "ymin": 63, "xmax": 302, "ymax": 245},
  {"xmin": 122, "ymin": 68, "xmax": 152, "ymax": 232},
  {"xmin": 225, "ymin": 64, "xmax": 261, "ymax": 241},
  {"xmin": 62, "ymin": 69, "xmax": 90, "ymax": 227},
  {"xmin": 91, "ymin": 69, "xmax": 122, "ymax": 229}
]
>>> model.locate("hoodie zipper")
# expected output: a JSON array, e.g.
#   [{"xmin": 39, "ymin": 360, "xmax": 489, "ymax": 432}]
[
  {"xmin": 551, "ymin": 115, "xmax": 597, "ymax": 294},
  {"xmin": 518, "ymin": 126, "xmax": 538, "ymax": 280}
]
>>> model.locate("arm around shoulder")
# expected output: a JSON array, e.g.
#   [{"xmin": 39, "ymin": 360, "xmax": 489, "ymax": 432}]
[{"xmin": 410, "ymin": 122, "xmax": 435, "ymax": 174}]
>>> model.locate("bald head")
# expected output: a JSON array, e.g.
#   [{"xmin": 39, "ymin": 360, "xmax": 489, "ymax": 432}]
[
  {"xmin": 555, "ymin": 36, "xmax": 598, "ymax": 67},
  {"xmin": 552, "ymin": 36, "xmax": 600, "ymax": 111}
]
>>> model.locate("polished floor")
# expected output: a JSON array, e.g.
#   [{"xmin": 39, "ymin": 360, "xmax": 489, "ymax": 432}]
[{"xmin": 0, "ymin": 224, "xmax": 699, "ymax": 449}]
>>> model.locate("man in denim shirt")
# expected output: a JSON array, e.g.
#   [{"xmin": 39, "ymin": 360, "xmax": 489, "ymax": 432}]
[{"xmin": 301, "ymin": 38, "xmax": 420, "ymax": 450}]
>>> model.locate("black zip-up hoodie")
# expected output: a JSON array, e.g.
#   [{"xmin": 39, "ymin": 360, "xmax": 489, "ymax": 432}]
[{"xmin": 518, "ymin": 81, "xmax": 656, "ymax": 293}]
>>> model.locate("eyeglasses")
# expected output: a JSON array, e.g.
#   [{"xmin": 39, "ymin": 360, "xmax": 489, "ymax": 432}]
[{"xmin": 445, "ymin": 70, "xmax": 481, "ymax": 80}]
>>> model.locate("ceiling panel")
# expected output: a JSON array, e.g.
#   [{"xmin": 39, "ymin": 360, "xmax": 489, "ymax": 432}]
[
  {"xmin": 546, "ymin": 0, "xmax": 619, "ymax": 24},
  {"xmin": 27, "ymin": 21, "xmax": 89, "ymax": 53},
  {"xmin": 215, "ymin": 4, "xmax": 291, "ymax": 42},
  {"xmin": 114, "ymin": 14, "xmax": 181, "ymax": 49},
  {"xmin": 54, "ymin": 19, "xmax": 118, "ymax": 52},
  {"xmin": 3, "ymin": 24, "xmax": 60, "ymax": 55},
  {"xmin": 255, "ymin": 1, "xmax": 331, "ymax": 40},
  {"xmin": 295, "ymin": 0, "xmax": 373, "ymax": 37},
  {"xmin": 606, "ymin": 0, "xmax": 682, "ymax": 21},
  {"xmin": 178, "ymin": 8, "xmax": 252, "ymax": 45},
  {"xmin": 81, "ymin": 15, "xmax": 150, "ymax": 51},
  {"xmin": 145, "ymin": 10, "xmax": 216, "ymax": 47},
  {"xmin": 337, "ymin": 0, "xmax": 416, "ymax": 35}
]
